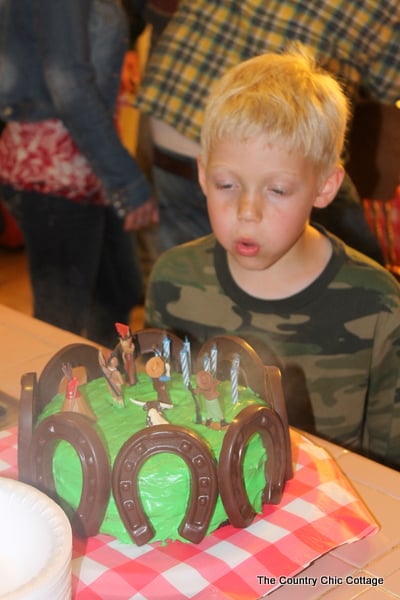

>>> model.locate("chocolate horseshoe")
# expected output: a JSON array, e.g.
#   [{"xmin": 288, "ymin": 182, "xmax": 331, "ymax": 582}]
[
  {"xmin": 264, "ymin": 366, "xmax": 293, "ymax": 480},
  {"xmin": 218, "ymin": 404, "xmax": 287, "ymax": 528},
  {"xmin": 112, "ymin": 425, "xmax": 218, "ymax": 545},
  {"xmin": 30, "ymin": 412, "xmax": 111, "ymax": 537},
  {"xmin": 38, "ymin": 343, "xmax": 103, "ymax": 412},
  {"xmin": 18, "ymin": 372, "xmax": 39, "ymax": 485}
]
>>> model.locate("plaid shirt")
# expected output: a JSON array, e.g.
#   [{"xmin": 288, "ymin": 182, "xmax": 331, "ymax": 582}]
[{"xmin": 136, "ymin": 0, "xmax": 400, "ymax": 143}]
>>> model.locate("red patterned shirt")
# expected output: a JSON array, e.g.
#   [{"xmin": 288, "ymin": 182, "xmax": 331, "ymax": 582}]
[{"xmin": 0, "ymin": 119, "xmax": 104, "ymax": 202}]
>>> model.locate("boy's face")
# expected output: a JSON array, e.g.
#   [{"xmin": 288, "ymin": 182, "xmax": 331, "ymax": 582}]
[{"xmin": 198, "ymin": 134, "xmax": 343, "ymax": 287}]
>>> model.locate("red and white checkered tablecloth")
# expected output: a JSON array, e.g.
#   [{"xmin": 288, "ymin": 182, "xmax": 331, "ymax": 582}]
[{"xmin": 0, "ymin": 426, "xmax": 378, "ymax": 599}]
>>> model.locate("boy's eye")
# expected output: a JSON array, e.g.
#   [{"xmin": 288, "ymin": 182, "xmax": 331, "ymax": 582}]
[
  {"xmin": 270, "ymin": 187, "xmax": 285, "ymax": 195},
  {"xmin": 216, "ymin": 182, "xmax": 234, "ymax": 190}
]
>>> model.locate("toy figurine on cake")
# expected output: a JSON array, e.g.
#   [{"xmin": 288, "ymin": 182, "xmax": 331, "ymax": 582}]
[
  {"xmin": 194, "ymin": 370, "xmax": 228, "ymax": 430},
  {"xmin": 18, "ymin": 325, "xmax": 292, "ymax": 546}
]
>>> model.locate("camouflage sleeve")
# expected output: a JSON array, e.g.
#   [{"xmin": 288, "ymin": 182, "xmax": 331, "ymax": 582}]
[
  {"xmin": 364, "ymin": 304, "xmax": 400, "ymax": 467},
  {"xmin": 144, "ymin": 235, "xmax": 222, "ymax": 342},
  {"xmin": 144, "ymin": 242, "xmax": 191, "ymax": 331},
  {"xmin": 302, "ymin": 262, "xmax": 400, "ymax": 469}
]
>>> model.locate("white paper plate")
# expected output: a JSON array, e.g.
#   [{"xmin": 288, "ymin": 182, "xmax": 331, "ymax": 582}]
[{"xmin": 0, "ymin": 477, "xmax": 72, "ymax": 599}]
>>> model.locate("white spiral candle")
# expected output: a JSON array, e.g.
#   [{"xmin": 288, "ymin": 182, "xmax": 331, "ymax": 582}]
[
  {"xmin": 180, "ymin": 348, "xmax": 190, "ymax": 387},
  {"xmin": 162, "ymin": 334, "xmax": 170, "ymax": 362},
  {"xmin": 230, "ymin": 354, "xmax": 240, "ymax": 404},
  {"xmin": 210, "ymin": 343, "xmax": 218, "ymax": 375},
  {"xmin": 184, "ymin": 337, "xmax": 191, "ymax": 370}
]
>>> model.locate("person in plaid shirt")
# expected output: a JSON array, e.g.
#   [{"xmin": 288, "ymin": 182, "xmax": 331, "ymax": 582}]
[
  {"xmin": 135, "ymin": 0, "xmax": 399, "ymax": 260},
  {"xmin": 145, "ymin": 46, "xmax": 400, "ymax": 469}
]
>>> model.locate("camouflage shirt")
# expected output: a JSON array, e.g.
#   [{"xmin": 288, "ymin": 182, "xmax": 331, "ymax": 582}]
[{"xmin": 145, "ymin": 231, "xmax": 400, "ymax": 469}]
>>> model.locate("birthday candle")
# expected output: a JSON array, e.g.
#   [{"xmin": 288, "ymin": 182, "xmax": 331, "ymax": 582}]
[
  {"xmin": 203, "ymin": 352, "xmax": 211, "ymax": 372},
  {"xmin": 162, "ymin": 334, "xmax": 170, "ymax": 362},
  {"xmin": 183, "ymin": 337, "xmax": 191, "ymax": 370},
  {"xmin": 180, "ymin": 348, "xmax": 190, "ymax": 387},
  {"xmin": 231, "ymin": 354, "xmax": 240, "ymax": 404},
  {"xmin": 210, "ymin": 343, "xmax": 218, "ymax": 375}
]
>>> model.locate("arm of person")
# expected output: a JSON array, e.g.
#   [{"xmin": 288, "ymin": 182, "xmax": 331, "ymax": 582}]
[
  {"xmin": 144, "ymin": 253, "xmax": 174, "ymax": 330},
  {"xmin": 121, "ymin": 0, "xmax": 147, "ymax": 43},
  {"xmin": 144, "ymin": 235, "xmax": 219, "ymax": 337},
  {"xmin": 34, "ymin": 0, "xmax": 155, "ymax": 227},
  {"xmin": 365, "ymin": 303, "xmax": 400, "ymax": 469},
  {"xmin": 361, "ymin": 7, "xmax": 400, "ymax": 105}
]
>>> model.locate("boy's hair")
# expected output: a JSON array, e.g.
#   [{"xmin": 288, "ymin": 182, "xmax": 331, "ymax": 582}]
[{"xmin": 200, "ymin": 44, "xmax": 350, "ymax": 177}]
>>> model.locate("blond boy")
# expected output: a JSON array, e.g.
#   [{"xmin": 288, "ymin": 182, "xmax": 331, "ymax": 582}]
[{"xmin": 146, "ymin": 47, "xmax": 400, "ymax": 468}]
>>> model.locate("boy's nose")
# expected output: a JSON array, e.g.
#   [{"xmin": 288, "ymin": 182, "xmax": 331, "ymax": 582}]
[{"xmin": 237, "ymin": 194, "xmax": 263, "ymax": 222}]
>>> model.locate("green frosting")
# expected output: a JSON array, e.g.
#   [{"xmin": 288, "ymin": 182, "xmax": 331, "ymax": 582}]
[{"xmin": 39, "ymin": 372, "xmax": 268, "ymax": 544}]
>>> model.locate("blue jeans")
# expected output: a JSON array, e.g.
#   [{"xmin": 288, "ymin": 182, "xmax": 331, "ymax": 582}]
[
  {"xmin": 152, "ymin": 165, "xmax": 211, "ymax": 253},
  {"xmin": 11, "ymin": 190, "xmax": 142, "ymax": 347}
]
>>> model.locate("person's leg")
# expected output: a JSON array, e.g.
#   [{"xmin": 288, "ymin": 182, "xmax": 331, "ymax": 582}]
[
  {"xmin": 86, "ymin": 206, "xmax": 143, "ymax": 347},
  {"xmin": 16, "ymin": 191, "xmax": 105, "ymax": 334},
  {"xmin": 152, "ymin": 166, "xmax": 211, "ymax": 253}
]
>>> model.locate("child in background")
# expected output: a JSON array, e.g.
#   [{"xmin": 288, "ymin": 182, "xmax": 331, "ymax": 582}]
[{"xmin": 145, "ymin": 45, "xmax": 400, "ymax": 469}]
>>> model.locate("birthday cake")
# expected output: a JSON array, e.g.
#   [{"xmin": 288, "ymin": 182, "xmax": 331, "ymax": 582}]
[{"xmin": 18, "ymin": 327, "xmax": 292, "ymax": 546}]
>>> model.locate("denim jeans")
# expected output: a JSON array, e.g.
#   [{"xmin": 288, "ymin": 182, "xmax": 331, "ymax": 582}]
[
  {"xmin": 13, "ymin": 190, "xmax": 142, "ymax": 347},
  {"xmin": 152, "ymin": 165, "xmax": 211, "ymax": 253}
]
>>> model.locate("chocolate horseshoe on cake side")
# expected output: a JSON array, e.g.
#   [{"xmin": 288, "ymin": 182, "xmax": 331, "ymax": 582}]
[
  {"xmin": 112, "ymin": 425, "xmax": 219, "ymax": 545},
  {"xmin": 30, "ymin": 411, "xmax": 111, "ymax": 537}
]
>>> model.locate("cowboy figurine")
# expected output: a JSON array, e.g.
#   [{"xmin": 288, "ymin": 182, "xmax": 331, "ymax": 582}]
[
  {"xmin": 115, "ymin": 322, "xmax": 137, "ymax": 385},
  {"xmin": 194, "ymin": 370, "xmax": 228, "ymax": 430},
  {"xmin": 146, "ymin": 355, "xmax": 172, "ymax": 406},
  {"xmin": 98, "ymin": 349, "xmax": 125, "ymax": 407}
]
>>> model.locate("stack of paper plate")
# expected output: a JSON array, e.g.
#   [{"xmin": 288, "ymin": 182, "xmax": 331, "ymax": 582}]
[{"xmin": 0, "ymin": 477, "xmax": 72, "ymax": 600}]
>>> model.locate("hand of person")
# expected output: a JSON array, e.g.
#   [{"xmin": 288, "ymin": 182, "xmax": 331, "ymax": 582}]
[{"xmin": 123, "ymin": 197, "xmax": 159, "ymax": 231}]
